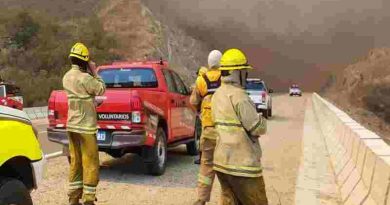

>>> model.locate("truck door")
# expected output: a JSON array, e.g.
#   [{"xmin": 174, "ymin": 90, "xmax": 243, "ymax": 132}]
[
  {"xmin": 162, "ymin": 69, "xmax": 182, "ymax": 140},
  {"xmin": 171, "ymin": 71, "xmax": 196, "ymax": 139}
]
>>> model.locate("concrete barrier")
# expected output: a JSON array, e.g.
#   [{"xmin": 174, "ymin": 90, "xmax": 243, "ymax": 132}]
[
  {"xmin": 312, "ymin": 93, "xmax": 390, "ymax": 205},
  {"xmin": 23, "ymin": 106, "xmax": 48, "ymax": 120}
]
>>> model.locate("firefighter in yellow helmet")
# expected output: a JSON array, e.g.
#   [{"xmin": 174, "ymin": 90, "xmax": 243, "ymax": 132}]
[
  {"xmin": 211, "ymin": 48, "xmax": 268, "ymax": 205},
  {"xmin": 63, "ymin": 43, "xmax": 106, "ymax": 205},
  {"xmin": 190, "ymin": 50, "xmax": 223, "ymax": 205}
]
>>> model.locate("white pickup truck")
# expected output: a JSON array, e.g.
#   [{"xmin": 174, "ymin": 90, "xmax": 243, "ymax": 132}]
[{"xmin": 245, "ymin": 78, "xmax": 273, "ymax": 118}]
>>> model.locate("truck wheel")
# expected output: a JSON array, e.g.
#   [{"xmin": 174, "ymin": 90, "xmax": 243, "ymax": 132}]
[
  {"xmin": 186, "ymin": 118, "xmax": 201, "ymax": 156},
  {"xmin": 262, "ymin": 110, "xmax": 269, "ymax": 119},
  {"xmin": 145, "ymin": 127, "xmax": 167, "ymax": 176},
  {"xmin": 268, "ymin": 108, "xmax": 272, "ymax": 117},
  {"xmin": 0, "ymin": 177, "xmax": 33, "ymax": 205}
]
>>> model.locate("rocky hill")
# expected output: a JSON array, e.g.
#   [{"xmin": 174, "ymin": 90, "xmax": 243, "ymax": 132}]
[
  {"xmin": 0, "ymin": 0, "xmax": 209, "ymax": 106},
  {"xmin": 325, "ymin": 48, "xmax": 390, "ymax": 142}
]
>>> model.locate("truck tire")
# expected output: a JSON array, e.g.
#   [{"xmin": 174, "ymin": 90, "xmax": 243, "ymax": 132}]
[
  {"xmin": 268, "ymin": 108, "xmax": 272, "ymax": 117},
  {"xmin": 262, "ymin": 110, "xmax": 269, "ymax": 119},
  {"xmin": 0, "ymin": 177, "xmax": 33, "ymax": 205},
  {"xmin": 186, "ymin": 117, "xmax": 201, "ymax": 156},
  {"xmin": 144, "ymin": 127, "xmax": 167, "ymax": 176}
]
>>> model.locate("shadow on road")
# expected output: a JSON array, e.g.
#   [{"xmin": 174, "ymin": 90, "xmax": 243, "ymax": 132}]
[
  {"xmin": 269, "ymin": 115, "xmax": 289, "ymax": 122},
  {"xmin": 99, "ymin": 146, "xmax": 198, "ymax": 188}
]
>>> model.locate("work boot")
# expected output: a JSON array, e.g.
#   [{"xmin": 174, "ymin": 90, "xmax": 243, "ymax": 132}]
[
  {"xmin": 194, "ymin": 156, "xmax": 201, "ymax": 165},
  {"xmin": 69, "ymin": 198, "xmax": 81, "ymax": 205},
  {"xmin": 193, "ymin": 199, "xmax": 206, "ymax": 205}
]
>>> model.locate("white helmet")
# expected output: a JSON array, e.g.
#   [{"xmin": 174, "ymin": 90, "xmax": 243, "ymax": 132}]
[{"xmin": 208, "ymin": 50, "xmax": 222, "ymax": 69}]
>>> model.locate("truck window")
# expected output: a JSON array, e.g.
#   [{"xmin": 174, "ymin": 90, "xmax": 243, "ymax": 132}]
[
  {"xmin": 5, "ymin": 85, "xmax": 22, "ymax": 96},
  {"xmin": 171, "ymin": 71, "xmax": 189, "ymax": 95},
  {"xmin": 245, "ymin": 81, "xmax": 266, "ymax": 91},
  {"xmin": 99, "ymin": 68, "xmax": 158, "ymax": 88},
  {"xmin": 162, "ymin": 69, "xmax": 177, "ymax": 93},
  {"xmin": 0, "ymin": 85, "xmax": 5, "ymax": 97}
]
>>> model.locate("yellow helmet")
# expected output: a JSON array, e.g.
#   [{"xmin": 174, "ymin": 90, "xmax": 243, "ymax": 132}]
[
  {"xmin": 69, "ymin": 42, "xmax": 89, "ymax": 62},
  {"xmin": 220, "ymin": 48, "xmax": 253, "ymax": 71}
]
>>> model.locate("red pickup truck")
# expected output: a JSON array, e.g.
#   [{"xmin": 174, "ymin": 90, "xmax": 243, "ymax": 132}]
[
  {"xmin": 47, "ymin": 60, "xmax": 200, "ymax": 175},
  {"xmin": 0, "ymin": 83, "xmax": 23, "ymax": 110}
]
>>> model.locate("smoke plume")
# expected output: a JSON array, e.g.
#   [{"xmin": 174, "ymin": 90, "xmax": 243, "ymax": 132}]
[{"xmin": 142, "ymin": 0, "xmax": 390, "ymax": 90}]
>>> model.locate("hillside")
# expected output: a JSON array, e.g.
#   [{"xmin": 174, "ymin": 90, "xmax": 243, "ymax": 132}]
[
  {"xmin": 0, "ymin": 0, "xmax": 209, "ymax": 106},
  {"xmin": 325, "ymin": 48, "xmax": 390, "ymax": 142}
]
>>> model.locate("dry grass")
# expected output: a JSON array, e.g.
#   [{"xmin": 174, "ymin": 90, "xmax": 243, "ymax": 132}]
[
  {"xmin": 98, "ymin": 0, "xmax": 157, "ymax": 60},
  {"xmin": 325, "ymin": 48, "xmax": 390, "ymax": 142}
]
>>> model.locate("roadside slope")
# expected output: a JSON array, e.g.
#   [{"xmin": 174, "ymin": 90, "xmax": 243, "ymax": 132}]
[{"xmin": 325, "ymin": 48, "xmax": 390, "ymax": 143}]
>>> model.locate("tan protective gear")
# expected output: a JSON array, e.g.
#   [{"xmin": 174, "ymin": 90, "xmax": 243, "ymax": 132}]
[
  {"xmin": 196, "ymin": 128, "xmax": 218, "ymax": 202},
  {"xmin": 69, "ymin": 43, "xmax": 90, "ymax": 62},
  {"xmin": 217, "ymin": 172, "xmax": 268, "ymax": 205},
  {"xmin": 219, "ymin": 48, "xmax": 253, "ymax": 71},
  {"xmin": 63, "ymin": 65, "xmax": 106, "ymax": 134},
  {"xmin": 208, "ymin": 50, "xmax": 223, "ymax": 69},
  {"xmin": 211, "ymin": 80, "xmax": 267, "ymax": 178},
  {"xmin": 67, "ymin": 132, "xmax": 99, "ymax": 204}
]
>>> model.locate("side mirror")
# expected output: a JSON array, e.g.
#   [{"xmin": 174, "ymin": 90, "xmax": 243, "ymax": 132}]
[{"xmin": 268, "ymin": 89, "xmax": 274, "ymax": 93}]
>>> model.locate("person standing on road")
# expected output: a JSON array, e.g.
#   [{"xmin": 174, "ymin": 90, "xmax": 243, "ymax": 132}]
[
  {"xmin": 190, "ymin": 50, "xmax": 223, "ymax": 205},
  {"xmin": 63, "ymin": 42, "xmax": 106, "ymax": 205},
  {"xmin": 211, "ymin": 48, "xmax": 268, "ymax": 205},
  {"xmin": 193, "ymin": 66, "xmax": 209, "ymax": 165}
]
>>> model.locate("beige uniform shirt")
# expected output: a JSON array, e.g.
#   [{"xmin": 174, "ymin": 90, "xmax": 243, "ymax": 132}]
[
  {"xmin": 211, "ymin": 80, "xmax": 267, "ymax": 177},
  {"xmin": 62, "ymin": 65, "xmax": 106, "ymax": 134}
]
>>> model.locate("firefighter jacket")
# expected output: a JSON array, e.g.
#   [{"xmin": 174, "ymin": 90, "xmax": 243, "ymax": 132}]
[
  {"xmin": 190, "ymin": 69, "xmax": 221, "ymax": 132},
  {"xmin": 63, "ymin": 65, "xmax": 106, "ymax": 134},
  {"xmin": 211, "ymin": 79, "xmax": 267, "ymax": 178}
]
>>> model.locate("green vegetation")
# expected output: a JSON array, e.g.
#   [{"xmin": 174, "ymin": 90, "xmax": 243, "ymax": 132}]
[{"xmin": 0, "ymin": 10, "xmax": 121, "ymax": 106}]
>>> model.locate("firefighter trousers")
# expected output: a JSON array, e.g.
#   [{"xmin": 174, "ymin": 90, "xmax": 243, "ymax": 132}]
[
  {"xmin": 67, "ymin": 132, "xmax": 99, "ymax": 203},
  {"xmin": 216, "ymin": 172, "xmax": 268, "ymax": 205},
  {"xmin": 196, "ymin": 127, "xmax": 217, "ymax": 202}
]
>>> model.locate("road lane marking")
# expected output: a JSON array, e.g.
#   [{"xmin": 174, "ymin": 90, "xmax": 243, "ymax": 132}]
[{"xmin": 44, "ymin": 151, "xmax": 63, "ymax": 159}]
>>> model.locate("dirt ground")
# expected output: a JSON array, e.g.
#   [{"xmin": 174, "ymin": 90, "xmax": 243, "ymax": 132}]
[{"xmin": 31, "ymin": 94, "xmax": 308, "ymax": 205}]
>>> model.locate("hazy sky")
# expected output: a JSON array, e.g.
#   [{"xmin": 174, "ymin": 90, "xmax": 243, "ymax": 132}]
[{"xmin": 144, "ymin": 0, "xmax": 390, "ymax": 89}]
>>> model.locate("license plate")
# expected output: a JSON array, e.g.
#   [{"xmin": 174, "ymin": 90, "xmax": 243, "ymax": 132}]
[{"xmin": 97, "ymin": 131, "xmax": 106, "ymax": 141}]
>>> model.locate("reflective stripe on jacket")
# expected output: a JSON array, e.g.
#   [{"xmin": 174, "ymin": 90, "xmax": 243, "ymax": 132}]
[
  {"xmin": 211, "ymin": 80, "xmax": 266, "ymax": 177},
  {"xmin": 190, "ymin": 69, "xmax": 221, "ymax": 132},
  {"xmin": 63, "ymin": 65, "xmax": 106, "ymax": 134}
]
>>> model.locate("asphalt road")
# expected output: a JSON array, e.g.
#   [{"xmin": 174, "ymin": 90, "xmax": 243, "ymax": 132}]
[
  {"xmin": 32, "ymin": 119, "xmax": 62, "ymax": 155},
  {"xmin": 31, "ymin": 94, "xmax": 309, "ymax": 205}
]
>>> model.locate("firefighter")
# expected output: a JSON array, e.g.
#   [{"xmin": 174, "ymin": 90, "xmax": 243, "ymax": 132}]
[
  {"xmin": 190, "ymin": 50, "xmax": 223, "ymax": 205},
  {"xmin": 193, "ymin": 66, "xmax": 209, "ymax": 165},
  {"xmin": 211, "ymin": 48, "xmax": 268, "ymax": 205},
  {"xmin": 63, "ymin": 42, "xmax": 106, "ymax": 205}
]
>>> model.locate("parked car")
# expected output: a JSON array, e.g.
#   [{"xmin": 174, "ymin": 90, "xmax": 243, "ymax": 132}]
[
  {"xmin": 0, "ymin": 106, "xmax": 45, "ymax": 205},
  {"xmin": 245, "ymin": 78, "xmax": 273, "ymax": 118},
  {"xmin": 0, "ymin": 82, "xmax": 23, "ymax": 110},
  {"xmin": 289, "ymin": 84, "xmax": 302, "ymax": 96},
  {"xmin": 47, "ymin": 60, "xmax": 199, "ymax": 175}
]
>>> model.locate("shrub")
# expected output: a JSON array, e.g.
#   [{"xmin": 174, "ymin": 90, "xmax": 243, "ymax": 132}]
[
  {"xmin": 363, "ymin": 84, "xmax": 390, "ymax": 123},
  {"xmin": 0, "ymin": 10, "xmax": 121, "ymax": 106}
]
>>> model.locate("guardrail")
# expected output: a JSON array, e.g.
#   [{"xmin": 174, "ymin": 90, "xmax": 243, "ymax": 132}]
[
  {"xmin": 23, "ymin": 106, "xmax": 48, "ymax": 120},
  {"xmin": 312, "ymin": 93, "xmax": 390, "ymax": 205}
]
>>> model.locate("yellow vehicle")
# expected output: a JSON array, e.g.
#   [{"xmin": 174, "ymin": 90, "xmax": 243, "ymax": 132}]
[{"xmin": 0, "ymin": 106, "xmax": 44, "ymax": 205}]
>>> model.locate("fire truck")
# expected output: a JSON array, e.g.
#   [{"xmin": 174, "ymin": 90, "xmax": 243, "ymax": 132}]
[{"xmin": 0, "ymin": 81, "xmax": 23, "ymax": 110}]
